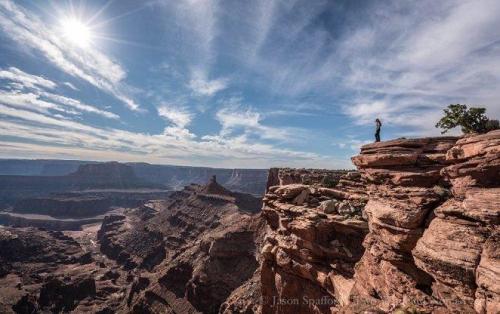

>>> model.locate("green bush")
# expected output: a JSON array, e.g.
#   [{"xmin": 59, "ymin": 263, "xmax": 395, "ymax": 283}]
[{"xmin": 435, "ymin": 104, "xmax": 498, "ymax": 134}]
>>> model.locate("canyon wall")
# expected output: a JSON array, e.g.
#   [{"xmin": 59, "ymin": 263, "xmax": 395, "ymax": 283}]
[
  {"xmin": 261, "ymin": 130, "xmax": 499, "ymax": 313},
  {"xmin": 261, "ymin": 169, "xmax": 369, "ymax": 313}
]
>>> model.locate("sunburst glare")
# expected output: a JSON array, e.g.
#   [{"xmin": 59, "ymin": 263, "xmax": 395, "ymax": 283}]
[{"xmin": 60, "ymin": 17, "xmax": 92, "ymax": 48}]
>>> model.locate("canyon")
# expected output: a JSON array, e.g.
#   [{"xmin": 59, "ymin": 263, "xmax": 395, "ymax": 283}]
[{"xmin": 0, "ymin": 130, "xmax": 498, "ymax": 313}]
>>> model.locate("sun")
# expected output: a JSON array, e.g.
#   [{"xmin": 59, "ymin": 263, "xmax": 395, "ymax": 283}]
[{"xmin": 60, "ymin": 17, "xmax": 92, "ymax": 48}]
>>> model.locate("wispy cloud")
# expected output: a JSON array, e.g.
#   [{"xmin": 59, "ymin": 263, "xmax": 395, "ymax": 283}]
[
  {"xmin": 40, "ymin": 92, "xmax": 119, "ymax": 120},
  {"xmin": 337, "ymin": 0, "xmax": 500, "ymax": 131},
  {"xmin": 0, "ymin": 67, "xmax": 57, "ymax": 90},
  {"xmin": 157, "ymin": 104, "xmax": 193, "ymax": 128},
  {"xmin": 0, "ymin": 67, "xmax": 119, "ymax": 120},
  {"xmin": 157, "ymin": 104, "xmax": 196, "ymax": 139},
  {"xmin": 0, "ymin": 0, "xmax": 140, "ymax": 111},
  {"xmin": 0, "ymin": 102, "xmax": 326, "ymax": 168},
  {"xmin": 2, "ymin": 0, "xmax": 499, "ymax": 168},
  {"xmin": 188, "ymin": 71, "xmax": 228, "ymax": 96},
  {"xmin": 63, "ymin": 82, "xmax": 78, "ymax": 90},
  {"xmin": 213, "ymin": 98, "xmax": 309, "ymax": 142}
]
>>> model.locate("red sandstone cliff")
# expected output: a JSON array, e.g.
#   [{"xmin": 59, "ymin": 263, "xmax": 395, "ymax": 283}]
[{"xmin": 260, "ymin": 130, "xmax": 499, "ymax": 313}]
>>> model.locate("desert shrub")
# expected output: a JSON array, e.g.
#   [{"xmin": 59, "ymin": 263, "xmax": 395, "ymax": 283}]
[
  {"xmin": 435, "ymin": 104, "xmax": 498, "ymax": 134},
  {"xmin": 321, "ymin": 175, "xmax": 339, "ymax": 188}
]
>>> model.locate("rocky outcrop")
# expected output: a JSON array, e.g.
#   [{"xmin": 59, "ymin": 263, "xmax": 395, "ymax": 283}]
[
  {"xmin": 97, "ymin": 213, "xmax": 166, "ymax": 271},
  {"xmin": 260, "ymin": 169, "xmax": 369, "ymax": 313},
  {"xmin": 266, "ymin": 168, "xmax": 352, "ymax": 188},
  {"xmin": 0, "ymin": 227, "xmax": 108, "ymax": 313},
  {"xmin": 348, "ymin": 136, "xmax": 458, "ymax": 313},
  {"xmin": 260, "ymin": 131, "xmax": 499, "ymax": 313},
  {"xmin": 347, "ymin": 131, "xmax": 499, "ymax": 313},
  {"xmin": 412, "ymin": 131, "xmax": 500, "ymax": 313}
]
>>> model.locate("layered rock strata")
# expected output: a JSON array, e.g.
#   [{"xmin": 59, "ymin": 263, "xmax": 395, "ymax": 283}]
[
  {"xmin": 0, "ymin": 226, "xmax": 125, "ymax": 313},
  {"xmin": 349, "ymin": 136, "xmax": 458, "ymax": 313},
  {"xmin": 348, "ymin": 131, "xmax": 499, "ymax": 313},
  {"xmin": 99, "ymin": 178, "xmax": 266, "ymax": 313},
  {"xmin": 261, "ymin": 170, "xmax": 369, "ymax": 313},
  {"xmin": 261, "ymin": 131, "xmax": 499, "ymax": 313},
  {"xmin": 413, "ymin": 131, "xmax": 500, "ymax": 314}
]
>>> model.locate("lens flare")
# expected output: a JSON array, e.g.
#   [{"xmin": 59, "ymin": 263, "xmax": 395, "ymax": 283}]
[{"xmin": 60, "ymin": 17, "xmax": 92, "ymax": 48}]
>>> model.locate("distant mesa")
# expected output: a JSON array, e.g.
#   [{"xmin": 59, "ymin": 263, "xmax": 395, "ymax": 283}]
[
  {"xmin": 67, "ymin": 162, "xmax": 151, "ymax": 189},
  {"xmin": 70, "ymin": 162, "xmax": 138, "ymax": 181},
  {"xmin": 0, "ymin": 162, "xmax": 165, "ymax": 208}
]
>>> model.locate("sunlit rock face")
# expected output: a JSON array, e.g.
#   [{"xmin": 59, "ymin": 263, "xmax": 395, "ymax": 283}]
[
  {"xmin": 260, "ymin": 131, "xmax": 499, "ymax": 314},
  {"xmin": 348, "ymin": 131, "xmax": 499, "ymax": 313},
  {"xmin": 349, "ymin": 136, "xmax": 459, "ymax": 313},
  {"xmin": 413, "ymin": 130, "xmax": 500, "ymax": 314}
]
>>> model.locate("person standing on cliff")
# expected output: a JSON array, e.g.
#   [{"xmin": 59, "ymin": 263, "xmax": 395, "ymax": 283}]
[{"xmin": 375, "ymin": 118, "xmax": 382, "ymax": 142}]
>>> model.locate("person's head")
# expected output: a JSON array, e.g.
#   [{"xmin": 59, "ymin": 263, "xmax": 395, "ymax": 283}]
[{"xmin": 375, "ymin": 118, "xmax": 381, "ymax": 123}]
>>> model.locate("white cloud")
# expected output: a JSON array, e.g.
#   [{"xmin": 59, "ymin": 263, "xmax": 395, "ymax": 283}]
[
  {"xmin": 188, "ymin": 71, "xmax": 228, "ymax": 96},
  {"xmin": 0, "ymin": 91, "xmax": 72, "ymax": 115},
  {"xmin": 63, "ymin": 82, "xmax": 78, "ymax": 90},
  {"xmin": 0, "ymin": 67, "xmax": 57, "ymax": 90},
  {"xmin": 215, "ymin": 103, "xmax": 302, "ymax": 142},
  {"xmin": 0, "ymin": 100, "xmax": 329, "ymax": 168},
  {"xmin": 336, "ymin": 0, "xmax": 500, "ymax": 133},
  {"xmin": 0, "ymin": 67, "xmax": 119, "ymax": 120},
  {"xmin": 0, "ymin": 0, "xmax": 140, "ymax": 111},
  {"xmin": 157, "ymin": 104, "xmax": 193, "ymax": 128},
  {"xmin": 40, "ymin": 92, "xmax": 119, "ymax": 120}
]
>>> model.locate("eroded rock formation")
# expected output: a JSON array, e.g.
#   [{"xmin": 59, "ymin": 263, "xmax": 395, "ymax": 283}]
[
  {"xmin": 95, "ymin": 177, "xmax": 266, "ymax": 313},
  {"xmin": 348, "ymin": 136, "xmax": 458, "ymax": 313},
  {"xmin": 413, "ymin": 131, "xmax": 500, "ymax": 314},
  {"xmin": 260, "ymin": 169, "xmax": 369, "ymax": 313},
  {"xmin": 0, "ymin": 176, "xmax": 266, "ymax": 314},
  {"xmin": 261, "ymin": 131, "xmax": 499, "ymax": 313}
]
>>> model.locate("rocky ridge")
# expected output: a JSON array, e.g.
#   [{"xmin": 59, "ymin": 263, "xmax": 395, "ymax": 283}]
[
  {"xmin": 260, "ymin": 130, "xmax": 499, "ymax": 313},
  {"xmin": 94, "ymin": 177, "xmax": 266, "ymax": 313}
]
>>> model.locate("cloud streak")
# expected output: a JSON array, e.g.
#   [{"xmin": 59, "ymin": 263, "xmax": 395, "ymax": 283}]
[
  {"xmin": 0, "ymin": 67, "xmax": 119, "ymax": 120},
  {"xmin": 0, "ymin": 102, "xmax": 327, "ymax": 168}
]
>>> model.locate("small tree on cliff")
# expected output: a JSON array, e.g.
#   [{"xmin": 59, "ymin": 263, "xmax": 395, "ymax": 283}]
[{"xmin": 435, "ymin": 104, "xmax": 499, "ymax": 134}]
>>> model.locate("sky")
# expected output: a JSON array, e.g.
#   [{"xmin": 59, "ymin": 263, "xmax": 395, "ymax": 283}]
[{"xmin": 0, "ymin": 0, "xmax": 499, "ymax": 169}]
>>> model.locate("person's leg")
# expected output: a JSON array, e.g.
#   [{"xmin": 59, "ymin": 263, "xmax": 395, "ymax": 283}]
[{"xmin": 375, "ymin": 131, "xmax": 380, "ymax": 142}]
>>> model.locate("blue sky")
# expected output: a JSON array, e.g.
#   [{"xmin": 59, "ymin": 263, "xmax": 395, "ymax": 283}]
[{"xmin": 0, "ymin": 0, "xmax": 499, "ymax": 169}]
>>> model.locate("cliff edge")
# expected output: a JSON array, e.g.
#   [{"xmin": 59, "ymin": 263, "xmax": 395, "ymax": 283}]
[{"xmin": 260, "ymin": 130, "xmax": 499, "ymax": 313}]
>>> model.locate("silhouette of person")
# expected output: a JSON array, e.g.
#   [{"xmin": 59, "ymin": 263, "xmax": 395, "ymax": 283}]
[{"xmin": 375, "ymin": 118, "xmax": 382, "ymax": 142}]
